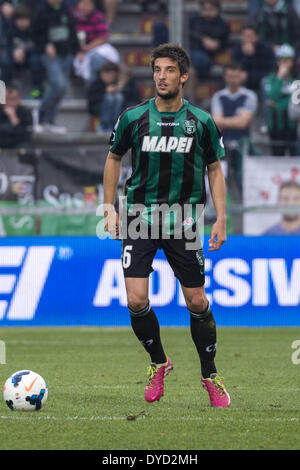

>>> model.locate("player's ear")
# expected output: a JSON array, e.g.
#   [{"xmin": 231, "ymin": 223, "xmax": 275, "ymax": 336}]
[{"xmin": 180, "ymin": 73, "xmax": 189, "ymax": 87}]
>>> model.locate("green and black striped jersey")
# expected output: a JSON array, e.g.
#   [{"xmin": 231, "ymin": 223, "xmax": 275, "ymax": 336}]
[{"xmin": 109, "ymin": 97, "xmax": 225, "ymax": 211}]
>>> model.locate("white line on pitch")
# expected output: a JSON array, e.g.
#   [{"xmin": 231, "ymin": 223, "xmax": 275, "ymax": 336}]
[{"xmin": 0, "ymin": 415, "xmax": 299, "ymax": 422}]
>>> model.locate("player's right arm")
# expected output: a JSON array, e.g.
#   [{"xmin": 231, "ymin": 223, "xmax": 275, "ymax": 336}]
[
  {"xmin": 103, "ymin": 109, "xmax": 133, "ymax": 239},
  {"xmin": 103, "ymin": 151, "xmax": 122, "ymax": 239}
]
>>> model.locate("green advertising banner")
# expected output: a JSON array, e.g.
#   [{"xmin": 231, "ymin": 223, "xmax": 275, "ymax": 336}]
[{"xmin": 0, "ymin": 150, "xmax": 230, "ymax": 236}]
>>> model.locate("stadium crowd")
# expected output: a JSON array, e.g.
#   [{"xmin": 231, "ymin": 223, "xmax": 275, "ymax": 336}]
[{"xmin": 0, "ymin": 0, "xmax": 300, "ymax": 168}]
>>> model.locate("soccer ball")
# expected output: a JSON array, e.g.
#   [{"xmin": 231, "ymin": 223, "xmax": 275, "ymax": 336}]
[{"xmin": 3, "ymin": 370, "xmax": 48, "ymax": 411}]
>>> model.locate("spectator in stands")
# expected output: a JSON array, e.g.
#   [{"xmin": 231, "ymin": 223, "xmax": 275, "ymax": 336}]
[
  {"xmin": 0, "ymin": 1, "xmax": 38, "ymax": 8},
  {"xmin": 0, "ymin": 6, "xmax": 12, "ymax": 83},
  {"xmin": 4, "ymin": 6, "xmax": 44, "ymax": 98},
  {"xmin": 264, "ymin": 181, "xmax": 300, "ymax": 234},
  {"xmin": 149, "ymin": 0, "xmax": 168, "ymax": 47},
  {"xmin": 248, "ymin": 0, "xmax": 300, "ymax": 17},
  {"xmin": 262, "ymin": 44, "xmax": 298, "ymax": 156},
  {"xmin": 254, "ymin": 0, "xmax": 300, "ymax": 58},
  {"xmin": 188, "ymin": 0, "xmax": 230, "ymax": 79},
  {"xmin": 0, "ymin": 83, "xmax": 32, "ymax": 148},
  {"xmin": 232, "ymin": 22, "xmax": 276, "ymax": 92},
  {"xmin": 0, "ymin": 1, "xmax": 39, "ymax": 18},
  {"xmin": 67, "ymin": 0, "xmax": 120, "ymax": 26},
  {"xmin": 153, "ymin": 19, "xmax": 168, "ymax": 49},
  {"xmin": 32, "ymin": 0, "xmax": 81, "ymax": 134},
  {"xmin": 0, "ymin": 1, "xmax": 14, "ymax": 20},
  {"xmin": 152, "ymin": 0, "xmax": 230, "ymax": 77},
  {"xmin": 211, "ymin": 64, "xmax": 258, "ymax": 143},
  {"xmin": 117, "ymin": 64, "xmax": 141, "ymax": 111},
  {"xmin": 88, "ymin": 61, "xmax": 140, "ymax": 131},
  {"xmin": 96, "ymin": 0, "xmax": 119, "ymax": 27},
  {"xmin": 71, "ymin": 0, "xmax": 119, "ymax": 83},
  {"xmin": 292, "ymin": 0, "xmax": 300, "ymax": 17},
  {"xmin": 211, "ymin": 63, "xmax": 258, "ymax": 199},
  {"xmin": 87, "ymin": 61, "xmax": 123, "ymax": 133}
]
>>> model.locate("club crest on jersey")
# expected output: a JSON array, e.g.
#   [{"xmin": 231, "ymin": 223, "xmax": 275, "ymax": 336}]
[
  {"xmin": 184, "ymin": 119, "xmax": 196, "ymax": 135},
  {"xmin": 141, "ymin": 136, "xmax": 193, "ymax": 153}
]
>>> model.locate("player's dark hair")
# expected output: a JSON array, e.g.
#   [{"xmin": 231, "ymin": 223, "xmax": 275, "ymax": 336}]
[{"xmin": 150, "ymin": 43, "xmax": 191, "ymax": 76}]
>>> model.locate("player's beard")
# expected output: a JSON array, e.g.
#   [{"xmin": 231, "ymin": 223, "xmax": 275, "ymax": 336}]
[{"xmin": 156, "ymin": 80, "xmax": 182, "ymax": 100}]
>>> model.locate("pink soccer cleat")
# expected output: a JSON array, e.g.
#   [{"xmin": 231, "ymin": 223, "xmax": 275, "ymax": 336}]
[
  {"xmin": 201, "ymin": 373, "xmax": 231, "ymax": 407},
  {"xmin": 145, "ymin": 356, "xmax": 173, "ymax": 403}
]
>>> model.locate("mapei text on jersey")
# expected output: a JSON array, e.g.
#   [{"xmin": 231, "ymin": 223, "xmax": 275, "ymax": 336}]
[{"xmin": 141, "ymin": 136, "xmax": 194, "ymax": 153}]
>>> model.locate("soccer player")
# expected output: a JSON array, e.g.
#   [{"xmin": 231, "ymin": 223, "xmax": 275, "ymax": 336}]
[{"xmin": 103, "ymin": 43, "xmax": 230, "ymax": 407}]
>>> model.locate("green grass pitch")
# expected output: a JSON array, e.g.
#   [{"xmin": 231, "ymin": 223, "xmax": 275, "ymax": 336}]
[{"xmin": 0, "ymin": 326, "xmax": 300, "ymax": 450}]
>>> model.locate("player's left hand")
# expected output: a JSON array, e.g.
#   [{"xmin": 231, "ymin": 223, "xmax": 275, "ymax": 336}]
[
  {"xmin": 104, "ymin": 209, "xmax": 121, "ymax": 241},
  {"xmin": 208, "ymin": 217, "xmax": 227, "ymax": 251}
]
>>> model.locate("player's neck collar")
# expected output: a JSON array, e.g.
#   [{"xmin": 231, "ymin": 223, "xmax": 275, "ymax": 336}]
[{"xmin": 152, "ymin": 97, "xmax": 187, "ymax": 113}]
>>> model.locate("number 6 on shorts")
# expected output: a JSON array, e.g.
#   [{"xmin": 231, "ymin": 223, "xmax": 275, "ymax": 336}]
[{"xmin": 122, "ymin": 245, "xmax": 133, "ymax": 269}]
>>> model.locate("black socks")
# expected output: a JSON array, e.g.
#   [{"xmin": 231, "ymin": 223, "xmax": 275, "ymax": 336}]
[
  {"xmin": 189, "ymin": 304, "xmax": 217, "ymax": 379},
  {"xmin": 129, "ymin": 303, "xmax": 167, "ymax": 364},
  {"xmin": 129, "ymin": 301, "xmax": 217, "ymax": 378}
]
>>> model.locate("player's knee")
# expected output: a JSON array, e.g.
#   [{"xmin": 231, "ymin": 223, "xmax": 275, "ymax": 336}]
[
  {"xmin": 186, "ymin": 293, "xmax": 208, "ymax": 314},
  {"xmin": 127, "ymin": 294, "xmax": 149, "ymax": 313}
]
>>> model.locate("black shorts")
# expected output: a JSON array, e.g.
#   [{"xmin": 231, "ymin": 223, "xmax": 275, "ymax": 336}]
[{"xmin": 121, "ymin": 228, "xmax": 205, "ymax": 288}]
